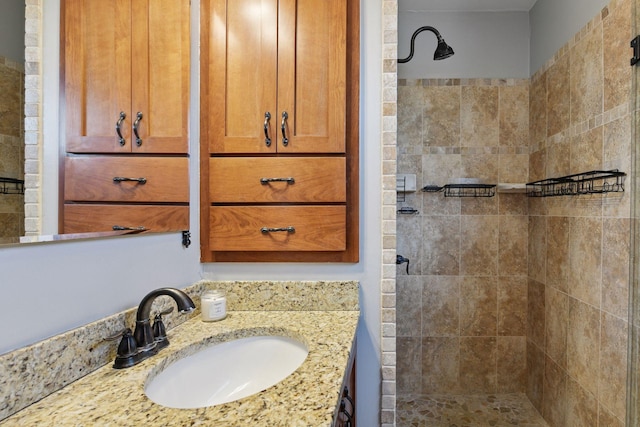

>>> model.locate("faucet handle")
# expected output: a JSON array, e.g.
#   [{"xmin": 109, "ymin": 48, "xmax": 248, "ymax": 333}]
[
  {"xmin": 152, "ymin": 310, "xmax": 171, "ymax": 351},
  {"xmin": 110, "ymin": 328, "xmax": 140, "ymax": 369},
  {"xmin": 158, "ymin": 307, "xmax": 174, "ymax": 316}
]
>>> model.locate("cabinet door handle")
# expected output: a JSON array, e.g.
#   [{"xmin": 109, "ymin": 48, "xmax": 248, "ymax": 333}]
[
  {"xmin": 260, "ymin": 177, "xmax": 295, "ymax": 185},
  {"xmin": 112, "ymin": 225, "xmax": 147, "ymax": 231},
  {"xmin": 339, "ymin": 399, "xmax": 353, "ymax": 427},
  {"xmin": 261, "ymin": 226, "xmax": 295, "ymax": 234},
  {"xmin": 116, "ymin": 111, "xmax": 126, "ymax": 146},
  {"xmin": 281, "ymin": 111, "xmax": 289, "ymax": 146},
  {"xmin": 264, "ymin": 112, "xmax": 272, "ymax": 147},
  {"xmin": 113, "ymin": 176, "xmax": 147, "ymax": 184},
  {"xmin": 133, "ymin": 112, "xmax": 143, "ymax": 146}
]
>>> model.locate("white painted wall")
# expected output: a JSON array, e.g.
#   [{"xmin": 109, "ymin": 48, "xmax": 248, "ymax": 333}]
[
  {"xmin": 0, "ymin": 1, "xmax": 382, "ymax": 424},
  {"xmin": 398, "ymin": 11, "xmax": 530, "ymax": 79},
  {"xmin": 530, "ymin": 0, "xmax": 610, "ymax": 73},
  {"xmin": 0, "ymin": 0, "xmax": 24, "ymax": 62}
]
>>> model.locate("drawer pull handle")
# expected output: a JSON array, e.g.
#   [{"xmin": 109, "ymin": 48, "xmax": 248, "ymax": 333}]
[
  {"xmin": 260, "ymin": 177, "xmax": 295, "ymax": 185},
  {"xmin": 113, "ymin": 177, "xmax": 147, "ymax": 184},
  {"xmin": 261, "ymin": 226, "xmax": 295, "ymax": 234},
  {"xmin": 264, "ymin": 112, "xmax": 272, "ymax": 147},
  {"xmin": 281, "ymin": 111, "xmax": 289, "ymax": 146},
  {"xmin": 112, "ymin": 225, "xmax": 147, "ymax": 231},
  {"xmin": 116, "ymin": 111, "xmax": 126, "ymax": 146},
  {"xmin": 133, "ymin": 112, "xmax": 143, "ymax": 146}
]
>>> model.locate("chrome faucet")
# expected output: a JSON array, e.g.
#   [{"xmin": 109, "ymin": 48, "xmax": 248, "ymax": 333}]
[{"xmin": 113, "ymin": 287, "xmax": 195, "ymax": 369}]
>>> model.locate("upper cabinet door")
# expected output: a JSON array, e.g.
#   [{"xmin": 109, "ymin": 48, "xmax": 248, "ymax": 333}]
[
  {"xmin": 130, "ymin": 0, "xmax": 190, "ymax": 154},
  {"xmin": 207, "ymin": 0, "xmax": 346, "ymax": 154},
  {"xmin": 64, "ymin": 0, "xmax": 190, "ymax": 154},
  {"xmin": 64, "ymin": 0, "xmax": 132, "ymax": 153},
  {"xmin": 277, "ymin": 0, "xmax": 346, "ymax": 154},
  {"xmin": 207, "ymin": 0, "xmax": 278, "ymax": 154}
]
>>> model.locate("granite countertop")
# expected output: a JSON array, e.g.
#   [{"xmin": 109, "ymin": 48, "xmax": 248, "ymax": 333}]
[{"xmin": 1, "ymin": 310, "xmax": 359, "ymax": 426}]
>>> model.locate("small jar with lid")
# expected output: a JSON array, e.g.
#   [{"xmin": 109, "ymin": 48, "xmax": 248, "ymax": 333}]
[{"xmin": 201, "ymin": 290, "xmax": 227, "ymax": 321}]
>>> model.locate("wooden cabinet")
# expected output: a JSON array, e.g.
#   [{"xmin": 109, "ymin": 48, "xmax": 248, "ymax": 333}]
[
  {"xmin": 63, "ymin": 0, "xmax": 190, "ymax": 154},
  {"xmin": 61, "ymin": 0, "xmax": 190, "ymax": 234},
  {"xmin": 333, "ymin": 338, "xmax": 356, "ymax": 427},
  {"xmin": 201, "ymin": 0, "xmax": 359, "ymax": 262},
  {"xmin": 207, "ymin": 0, "xmax": 346, "ymax": 154}
]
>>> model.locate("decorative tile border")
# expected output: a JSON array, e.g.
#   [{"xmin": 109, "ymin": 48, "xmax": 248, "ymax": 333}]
[
  {"xmin": 381, "ymin": 1, "xmax": 398, "ymax": 426},
  {"xmin": 23, "ymin": 0, "xmax": 41, "ymax": 236}
]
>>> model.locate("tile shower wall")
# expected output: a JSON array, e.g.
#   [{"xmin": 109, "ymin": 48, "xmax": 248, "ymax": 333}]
[
  {"xmin": 396, "ymin": 78, "xmax": 530, "ymax": 395},
  {"xmin": 0, "ymin": 55, "xmax": 24, "ymax": 240},
  {"xmin": 527, "ymin": 0, "xmax": 631, "ymax": 426}
]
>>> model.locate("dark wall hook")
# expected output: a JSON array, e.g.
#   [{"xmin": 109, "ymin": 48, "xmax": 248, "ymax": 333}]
[{"xmin": 396, "ymin": 255, "xmax": 410, "ymax": 274}]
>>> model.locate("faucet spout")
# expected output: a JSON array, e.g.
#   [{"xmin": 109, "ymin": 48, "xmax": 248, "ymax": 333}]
[
  {"xmin": 136, "ymin": 287, "xmax": 196, "ymax": 322},
  {"xmin": 132, "ymin": 287, "xmax": 195, "ymax": 359}
]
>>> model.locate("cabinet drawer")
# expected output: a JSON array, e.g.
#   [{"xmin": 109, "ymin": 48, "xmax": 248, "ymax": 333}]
[
  {"xmin": 63, "ymin": 204, "xmax": 189, "ymax": 234},
  {"xmin": 210, "ymin": 157, "xmax": 346, "ymax": 203},
  {"xmin": 210, "ymin": 206, "xmax": 346, "ymax": 251},
  {"xmin": 64, "ymin": 157, "xmax": 189, "ymax": 202}
]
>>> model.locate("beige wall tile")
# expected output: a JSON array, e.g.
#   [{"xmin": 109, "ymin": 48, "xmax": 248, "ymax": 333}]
[
  {"xmin": 397, "ymin": 337, "xmax": 421, "ymax": 394},
  {"xmin": 599, "ymin": 312, "xmax": 628, "ymax": 420},
  {"xmin": 422, "ymin": 216, "xmax": 460, "ymax": 275},
  {"xmin": 529, "ymin": 72, "xmax": 547, "ymax": 146},
  {"xmin": 527, "ymin": 279, "xmax": 546, "ymax": 348},
  {"xmin": 546, "ymin": 137, "xmax": 570, "ymax": 178},
  {"xmin": 461, "ymin": 86, "xmax": 499, "ymax": 147},
  {"xmin": 460, "ymin": 337, "xmax": 497, "ymax": 393},
  {"xmin": 570, "ymin": 126, "xmax": 603, "ymax": 174},
  {"xmin": 603, "ymin": 0, "xmax": 631, "ymax": 112},
  {"xmin": 568, "ymin": 217, "xmax": 602, "ymax": 307},
  {"xmin": 567, "ymin": 298, "xmax": 600, "ymax": 396},
  {"xmin": 526, "ymin": 340, "xmax": 545, "ymax": 412},
  {"xmin": 546, "ymin": 53, "xmax": 571, "ymax": 138},
  {"xmin": 602, "ymin": 218, "xmax": 630, "ymax": 319},
  {"xmin": 498, "ymin": 277, "xmax": 527, "ymax": 336},
  {"xmin": 422, "ymin": 276, "xmax": 459, "ymax": 337},
  {"xmin": 528, "ymin": 215, "xmax": 547, "ymax": 284},
  {"xmin": 497, "ymin": 336, "xmax": 526, "ymax": 392},
  {"xmin": 566, "ymin": 377, "xmax": 598, "ymax": 427},
  {"xmin": 460, "ymin": 276, "xmax": 497, "ymax": 336},
  {"xmin": 499, "ymin": 215, "xmax": 528, "ymax": 276},
  {"xmin": 423, "ymin": 86, "xmax": 460, "ymax": 148},
  {"xmin": 421, "ymin": 337, "xmax": 460, "ymax": 394},
  {"xmin": 460, "ymin": 215, "xmax": 499, "ymax": 276},
  {"xmin": 397, "ymin": 215, "xmax": 422, "ymax": 276},
  {"xmin": 396, "ymin": 276, "xmax": 422, "ymax": 337},
  {"xmin": 546, "ymin": 216, "xmax": 570, "ymax": 292},
  {"xmin": 542, "ymin": 355, "xmax": 568, "ymax": 427},
  {"xmin": 570, "ymin": 23, "xmax": 604, "ymax": 126},
  {"xmin": 499, "ymin": 85, "xmax": 529, "ymax": 147},
  {"xmin": 545, "ymin": 286, "xmax": 569, "ymax": 369},
  {"xmin": 499, "ymin": 193, "xmax": 528, "ymax": 216},
  {"xmin": 461, "ymin": 196, "xmax": 498, "ymax": 216}
]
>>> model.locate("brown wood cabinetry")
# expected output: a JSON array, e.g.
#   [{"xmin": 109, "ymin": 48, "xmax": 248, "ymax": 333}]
[
  {"xmin": 61, "ymin": 0, "xmax": 190, "ymax": 234},
  {"xmin": 333, "ymin": 339, "xmax": 356, "ymax": 427},
  {"xmin": 201, "ymin": 0, "xmax": 359, "ymax": 262}
]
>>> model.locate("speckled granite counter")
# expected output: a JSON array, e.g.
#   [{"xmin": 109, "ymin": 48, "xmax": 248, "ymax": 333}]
[{"xmin": 0, "ymin": 309, "xmax": 358, "ymax": 426}]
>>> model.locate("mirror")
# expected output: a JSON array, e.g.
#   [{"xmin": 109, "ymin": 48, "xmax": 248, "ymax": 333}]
[
  {"xmin": 0, "ymin": 1, "xmax": 190, "ymax": 247},
  {"xmin": 0, "ymin": 0, "xmax": 25, "ymax": 245}
]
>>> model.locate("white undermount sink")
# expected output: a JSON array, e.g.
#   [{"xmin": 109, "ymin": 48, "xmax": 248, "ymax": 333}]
[{"xmin": 144, "ymin": 335, "xmax": 309, "ymax": 409}]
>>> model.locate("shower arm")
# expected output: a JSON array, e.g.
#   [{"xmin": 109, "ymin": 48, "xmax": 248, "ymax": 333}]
[{"xmin": 398, "ymin": 26, "xmax": 444, "ymax": 63}]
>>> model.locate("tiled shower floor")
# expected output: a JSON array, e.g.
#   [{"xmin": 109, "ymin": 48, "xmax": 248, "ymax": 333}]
[{"xmin": 397, "ymin": 393, "xmax": 549, "ymax": 427}]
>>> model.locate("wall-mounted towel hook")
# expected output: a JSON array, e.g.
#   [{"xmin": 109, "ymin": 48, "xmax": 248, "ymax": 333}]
[{"xmin": 396, "ymin": 255, "xmax": 410, "ymax": 274}]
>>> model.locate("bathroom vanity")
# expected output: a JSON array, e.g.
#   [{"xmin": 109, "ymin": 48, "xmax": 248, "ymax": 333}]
[{"xmin": 0, "ymin": 281, "xmax": 359, "ymax": 426}]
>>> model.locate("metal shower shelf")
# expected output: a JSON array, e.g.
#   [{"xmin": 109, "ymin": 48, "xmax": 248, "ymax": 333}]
[
  {"xmin": 526, "ymin": 169, "xmax": 626, "ymax": 197},
  {"xmin": 0, "ymin": 177, "xmax": 24, "ymax": 195},
  {"xmin": 421, "ymin": 183, "xmax": 496, "ymax": 197}
]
